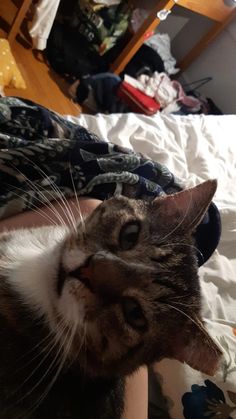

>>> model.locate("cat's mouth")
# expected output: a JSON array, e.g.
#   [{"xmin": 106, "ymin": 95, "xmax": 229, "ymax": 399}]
[{"xmin": 57, "ymin": 257, "xmax": 93, "ymax": 296}]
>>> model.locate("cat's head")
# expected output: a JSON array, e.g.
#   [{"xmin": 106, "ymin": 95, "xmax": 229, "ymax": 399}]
[{"xmin": 55, "ymin": 180, "xmax": 222, "ymax": 378}]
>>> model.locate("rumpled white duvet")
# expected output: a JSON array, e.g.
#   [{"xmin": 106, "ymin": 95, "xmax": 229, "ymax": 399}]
[{"xmin": 67, "ymin": 112, "xmax": 236, "ymax": 418}]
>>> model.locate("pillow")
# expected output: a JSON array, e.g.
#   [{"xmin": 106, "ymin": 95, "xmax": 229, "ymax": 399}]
[{"xmin": 0, "ymin": 38, "xmax": 26, "ymax": 89}]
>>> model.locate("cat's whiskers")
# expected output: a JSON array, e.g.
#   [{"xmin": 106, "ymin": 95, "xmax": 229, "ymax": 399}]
[
  {"xmin": 160, "ymin": 242, "xmax": 204, "ymax": 263},
  {"xmin": 165, "ymin": 292, "xmax": 193, "ymax": 301},
  {"xmin": 80, "ymin": 321, "xmax": 88, "ymax": 375},
  {"xmin": 69, "ymin": 164, "xmax": 86, "ymax": 235},
  {"xmin": 15, "ymin": 315, "xmax": 65, "ymax": 370},
  {"xmin": 80, "ymin": 321, "xmax": 87, "ymax": 363},
  {"xmin": 4, "ymin": 183, "xmax": 60, "ymax": 227},
  {"xmin": 19, "ymin": 156, "xmax": 78, "ymax": 233},
  {"xmin": 168, "ymin": 300, "xmax": 199, "ymax": 309},
  {"xmin": 5, "ymin": 165, "xmax": 68, "ymax": 229},
  {"xmin": 8, "ymin": 161, "xmax": 75, "ymax": 232},
  {"xmin": 158, "ymin": 190, "xmax": 193, "ymax": 243},
  {"xmin": 13, "ymin": 317, "xmax": 68, "ymax": 397},
  {"xmin": 167, "ymin": 303, "xmax": 220, "ymax": 356},
  {"xmin": 164, "ymin": 302, "xmax": 207, "ymax": 335},
  {"xmin": 188, "ymin": 204, "xmax": 209, "ymax": 232},
  {"xmin": 14, "ymin": 324, "xmax": 70, "ymax": 418},
  {"xmin": 19, "ymin": 170, "xmax": 72, "ymax": 230},
  {"xmin": 24, "ymin": 321, "xmax": 78, "ymax": 419}
]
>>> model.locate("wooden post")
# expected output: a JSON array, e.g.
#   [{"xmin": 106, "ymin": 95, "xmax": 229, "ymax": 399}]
[
  {"xmin": 8, "ymin": 0, "xmax": 32, "ymax": 44},
  {"xmin": 110, "ymin": 0, "xmax": 176, "ymax": 75}
]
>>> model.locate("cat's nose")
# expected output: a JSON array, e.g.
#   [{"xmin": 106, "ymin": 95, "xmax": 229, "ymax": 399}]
[
  {"xmin": 68, "ymin": 255, "xmax": 94, "ymax": 292},
  {"xmin": 77, "ymin": 253, "xmax": 108, "ymax": 283},
  {"xmin": 69, "ymin": 252, "xmax": 120, "ymax": 297},
  {"xmin": 79, "ymin": 260, "xmax": 93, "ymax": 281},
  {"xmin": 69, "ymin": 252, "xmax": 137, "ymax": 298}
]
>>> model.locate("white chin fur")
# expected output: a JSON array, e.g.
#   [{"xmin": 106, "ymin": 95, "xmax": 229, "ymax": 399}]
[
  {"xmin": 58, "ymin": 246, "xmax": 89, "ymax": 327},
  {"xmin": 4, "ymin": 225, "xmax": 89, "ymax": 332},
  {"xmin": 4, "ymin": 226, "xmax": 67, "ymax": 319},
  {"xmin": 58, "ymin": 280, "xmax": 86, "ymax": 329}
]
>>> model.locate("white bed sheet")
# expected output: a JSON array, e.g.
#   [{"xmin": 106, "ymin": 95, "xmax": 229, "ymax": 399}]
[{"xmin": 66, "ymin": 112, "xmax": 236, "ymax": 417}]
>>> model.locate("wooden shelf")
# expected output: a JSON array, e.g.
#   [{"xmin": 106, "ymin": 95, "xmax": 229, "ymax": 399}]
[
  {"xmin": 177, "ymin": 0, "xmax": 234, "ymax": 22},
  {"xmin": 111, "ymin": 0, "xmax": 236, "ymax": 74},
  {"xmin": 110, "ymin": 0, "xmax": 176, "ymax": 75}
]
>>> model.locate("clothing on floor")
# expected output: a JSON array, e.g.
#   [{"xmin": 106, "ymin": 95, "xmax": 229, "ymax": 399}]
[
  {"xmin": 63, "ymin": 0, "xmax": 130, "ymax": 56},
  {"xmin": 123, "ymin": 73, "xmax": 202, "ymax": 114},
  {"xmin": 145, "ymin": 33, "xmax": 179, "ymax": 76},
  {"xmin": 74, "ymin": 73, "xmax": 127, "ymax": 113},
  {"xmin": 122, "ymin": 44, "xmax": 165, "ymax": 79},
  {"xmin": 124, "ymin": 73, "xmax": 179, "ymax": 112},
  {"xmin": 46, "ymin": 22, "xmax": 108, "ymax": 78}
]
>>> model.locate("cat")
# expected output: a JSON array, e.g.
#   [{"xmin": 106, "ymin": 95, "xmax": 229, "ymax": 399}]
[{"xmin": 0, "ymin": 180, "xmax": 222, "ymax": 419}]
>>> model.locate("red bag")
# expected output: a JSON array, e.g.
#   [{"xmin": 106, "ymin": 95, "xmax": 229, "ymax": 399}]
[{"xmin": 116, "ymin": 81, "xmax": 160, "ymax": 115}]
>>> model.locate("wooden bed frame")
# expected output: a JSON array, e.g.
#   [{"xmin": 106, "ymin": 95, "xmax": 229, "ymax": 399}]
[{"xmin": 8, "ymin": 0, "xmax": 236, "ymax": 74}]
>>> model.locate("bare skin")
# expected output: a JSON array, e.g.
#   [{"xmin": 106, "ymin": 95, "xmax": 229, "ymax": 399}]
[{"xmin": 0, "ymin": 197, "xmax": 148, "ymax": 419}]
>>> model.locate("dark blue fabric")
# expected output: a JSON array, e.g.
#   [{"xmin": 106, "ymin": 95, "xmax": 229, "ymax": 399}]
[
  {"xmin": 76, "ymin": 72, "xmax": 126, "ymax": 113},
  {"xmin": 0, "ymin": 97, "xmax": 221, "ymax": 265}
]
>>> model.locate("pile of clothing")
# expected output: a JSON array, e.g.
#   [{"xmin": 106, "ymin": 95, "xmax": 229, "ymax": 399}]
[
  {"xmin": 130, "ymin": 9, "xmax": 179, "ymax": 76},
  {"xmin": 122, "ymin": 72, "xmax": 202, "ymax": 115},
  {"xmin": 69, "ymin": 0, "xmax": 130, "ymax": 56},
  {"xmin": 46, "ymin": 0, "xmax": 133, "ymax": 74},
  {"xmin": 72, "ymin": 71, "xmax": 222, "ymax": 116}
]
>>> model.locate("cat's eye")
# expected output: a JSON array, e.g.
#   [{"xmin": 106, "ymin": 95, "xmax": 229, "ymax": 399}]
[
  {"xmin": 119, "ymin": 221, "xmax": 140, "ymax": 251},
  {"xmin": 122, "ymin": 297, "xmax": 147, "ymax": 331}
]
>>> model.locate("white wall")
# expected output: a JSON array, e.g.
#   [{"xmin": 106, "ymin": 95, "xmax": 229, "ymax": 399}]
[{"xmin": 158, "ymin": 6, "xmax": 236, "ymax": 114}]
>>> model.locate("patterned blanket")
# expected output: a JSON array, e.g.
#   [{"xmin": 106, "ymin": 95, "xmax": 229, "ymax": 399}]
[{"xmin": 0, "ymin": 97, "xmax": 220, "ymax": 266}]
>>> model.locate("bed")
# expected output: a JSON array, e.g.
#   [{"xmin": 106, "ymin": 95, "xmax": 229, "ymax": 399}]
[
  {"xmin": 66, "ymin": 111, "xmax": 236, "ymax": 419},
  {"xmin": 0, "ymin": 97, "xmax": 235, "ymax": 418}
]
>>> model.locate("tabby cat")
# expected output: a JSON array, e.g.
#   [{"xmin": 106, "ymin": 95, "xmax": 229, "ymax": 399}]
[{"xmin": 0, "ymin": 180, "xmax": 222, "ymax": 418}]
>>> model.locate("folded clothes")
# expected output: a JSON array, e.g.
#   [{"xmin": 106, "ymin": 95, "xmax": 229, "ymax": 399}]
[{"xmin": 124, "ymin": 73, "xmax": 179, "ymax": 111}]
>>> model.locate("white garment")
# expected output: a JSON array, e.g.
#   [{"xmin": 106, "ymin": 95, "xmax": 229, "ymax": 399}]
[
  {"xmin": 93, "ymin": 0, "xmax": 121, "ymax": 4},
  {"xmin": 29, "ymin": 0, "xmax": 60, "ymax": 50},
  {"xmin": 145, "ymin": 33, "xmax": 179, "ymax": 75},
  {"xmin": 0, "ymin": 86, "xmax": 5, "ymax": 97},
  {"xmin": 130, "ymin": 8, "xmax": 149, "ymax": 33},
  {"xmin": 124, "ymin": 72, "xmax": 179, "ymax": 112}
]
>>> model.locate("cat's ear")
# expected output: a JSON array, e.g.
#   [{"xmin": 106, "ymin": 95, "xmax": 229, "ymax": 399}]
[
  {"xmin": 173, "ymin": 321, "xmax": 222, "ymax": 375},
  {"xmin": 152, "ymin": 180, "xmax": 217, "ymax": 233}
]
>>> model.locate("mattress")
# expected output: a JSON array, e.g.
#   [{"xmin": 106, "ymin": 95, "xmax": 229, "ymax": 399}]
[{"xmin": 66, "ymin": 112, "xmax": 236, "ymax": 418}]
